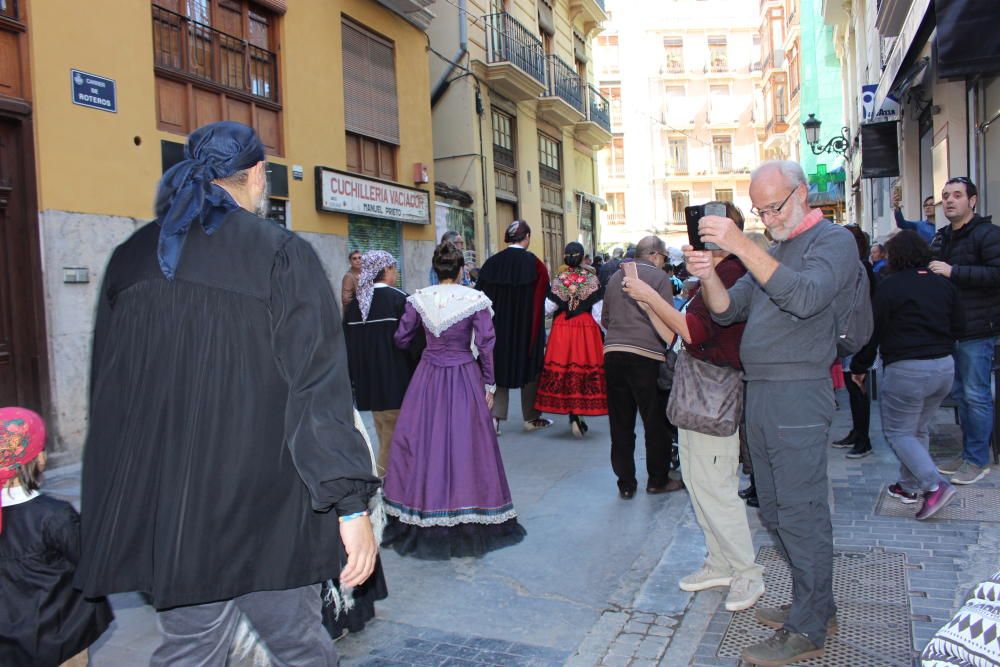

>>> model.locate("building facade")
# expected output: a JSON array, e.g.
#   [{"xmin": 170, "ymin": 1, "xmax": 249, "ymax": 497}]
[
  {"xmin": 0, "ymin": 0, "xmax": 438, "ymax": 460},
  {"xmin": 825, "ymin": 0, "xmax": 1000, "ymax": 242},
  {"xmin": 595, "ymin": 0, "xmax": 764, "ymax": 250},
  {"xmin": 427, "ymin": 0, "xmax": 610, "ymax": 277}
]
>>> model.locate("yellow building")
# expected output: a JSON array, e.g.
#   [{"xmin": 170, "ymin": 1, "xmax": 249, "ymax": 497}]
[
  {"xmin": 427, "ymin": 0, "xmax": 610, "ymax": 277},
  {"xmin": 0, "ymin": 0, "xmax": 437, "ymax": 459}
]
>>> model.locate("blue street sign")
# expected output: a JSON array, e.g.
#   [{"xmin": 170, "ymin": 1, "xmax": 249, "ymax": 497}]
[{"xmin": 70, "ymin": 69, "xmax": 117, "ymax": 113}]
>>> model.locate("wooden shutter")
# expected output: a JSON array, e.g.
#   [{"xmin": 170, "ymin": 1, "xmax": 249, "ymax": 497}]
[
  {"xmin": 253, "ymin": 0, "xmax": 287, "ymax": 15},
  {"xmin": 342, "ymin": 20, "xmax": 400, "ymax": 145}
]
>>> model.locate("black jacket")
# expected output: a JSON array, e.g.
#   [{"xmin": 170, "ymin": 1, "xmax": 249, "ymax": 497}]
[
  {"xmin": 930, "ymin": 215, "xmax": 1000, "ymax": 340},
  {"xmin": 851, "ymin": 268, "xmax": 964, "ymax": 372},
  {"xmin": 76, "ymin": 210, "xmax": 380, "ymax": 609}
]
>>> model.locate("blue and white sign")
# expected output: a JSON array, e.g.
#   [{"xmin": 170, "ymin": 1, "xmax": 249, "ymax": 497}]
[
  {"xmin": 70, "ymin": 69, "xmax": 117, "ymax": 113},
  {"xmin": 860, "ymin": 84, "xmax": 899, "ymax": 123}
]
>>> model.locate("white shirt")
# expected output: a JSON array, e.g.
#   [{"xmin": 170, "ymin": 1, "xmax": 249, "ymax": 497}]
[{"xmin": 1, "ymin": 485, "xmax": 40, "ymax": 506}]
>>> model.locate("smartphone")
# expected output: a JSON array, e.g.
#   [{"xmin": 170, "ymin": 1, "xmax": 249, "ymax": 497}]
[
  {"xmin": 685, "ymin": 203, "xmax": 727, "ymax": 251},
  {"xmin": 623, "ymin": 260, "xmax": 638, "ymax": 281}
]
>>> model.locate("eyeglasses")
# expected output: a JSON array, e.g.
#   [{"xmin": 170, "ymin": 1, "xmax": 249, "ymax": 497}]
[{"xmin": 751, "ymin": 187, "xmax": 798, "ymax": 220}]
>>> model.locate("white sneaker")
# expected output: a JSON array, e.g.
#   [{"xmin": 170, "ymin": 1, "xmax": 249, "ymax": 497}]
[
  {"xmin": 725, "ymin": 576, "xmax": 765, "ymax": 612},
  {"xmin": 679, "ymin": 565, "xmax": 732, "ymax": 592}
]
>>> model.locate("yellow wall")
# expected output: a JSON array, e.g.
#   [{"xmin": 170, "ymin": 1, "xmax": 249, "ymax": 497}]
[{"xmin": 28, "ymin": 0, "xmax": 435, "ymax": 242}]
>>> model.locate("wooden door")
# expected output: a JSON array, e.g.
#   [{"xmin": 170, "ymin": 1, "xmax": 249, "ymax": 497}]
[
  {"xmin": 0, "ymin": 117, "xmax": 43, "ymax": 410},
  {"xmin": 495, "ymin": 200, "xmax": 516, "ymax": 255}
]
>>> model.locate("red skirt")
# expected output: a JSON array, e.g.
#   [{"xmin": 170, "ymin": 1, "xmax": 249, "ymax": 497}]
[{"xmin": 534, "ymin": 312, "xmax": 608, "ymax": 416}]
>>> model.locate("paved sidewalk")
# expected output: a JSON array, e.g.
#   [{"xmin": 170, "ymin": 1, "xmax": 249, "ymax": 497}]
[{"xmin": 42, "ymin": 391, "xmax": 999, "ymax": 666}]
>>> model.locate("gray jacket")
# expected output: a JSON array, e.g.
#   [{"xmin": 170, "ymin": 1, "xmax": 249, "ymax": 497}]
[
  {"xmin": 713, "ymin": 221, "xmax": 858, "ymax": 381},
  {"xmin": 602, "ymin": 260, "xmax": 674, "ymax": 361}
]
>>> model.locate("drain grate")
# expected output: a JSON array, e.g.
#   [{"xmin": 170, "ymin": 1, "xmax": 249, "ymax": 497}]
[
  {"xmin": 874, "ymin": 484, "xmax": 1000, "ymax": 523},
  {"xmin": 717, "ymin": 547, "xmax": 913, "ymax": 666}
]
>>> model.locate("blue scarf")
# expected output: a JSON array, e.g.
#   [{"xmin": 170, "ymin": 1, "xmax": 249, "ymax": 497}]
[{"xmin": 154, "ymin": 121, "xmax": 265, "ymax": 279}]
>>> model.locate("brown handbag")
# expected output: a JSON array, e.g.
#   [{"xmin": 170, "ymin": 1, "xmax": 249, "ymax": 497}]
[{"xmin": 666, "ymin": 348, "xmax": 743, "ymax": 437}]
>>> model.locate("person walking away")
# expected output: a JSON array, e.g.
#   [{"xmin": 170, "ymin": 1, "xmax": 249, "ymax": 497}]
[
  {"xmin": 342, "ymin": 249, "xmax": 362, "ymax": 309},
  {"xmin": 476, "ymin": 221, "xmax": 552, "ymax": 434},
  {"xmin": 894, "ymin": 193, "xmax": 937, "ymax": 243},
  {"xmin": 621, "ymin": 203, "xmax": 765, "ymax": 613},
  {"xmin": 344, "ymin": 251, "xmax": 423, "ymax": 476},
  {"xmin": 0, "ymin": 408, "xmax": 113, "ymax": 667},
  {"xmin": 850, "ymin": 231, "xmax": 964, "ymax": 520},
  {"xmin": 599, "ymin": 247, "xmax": 624, "ymax": 287},
  {"xmin": 930, "ymin": 177, "xmax": 1000, "ymax": 485},
  {"xmin": 75, "ymin": 122, "xmax": 380, "ymax": 666},
  {"xmin": 535, "ymin": 242, "xmax": 608, "ymax": 437},
  {"xmin": 831, "ymin": 224, "xmax": 877, "ymax": 459},
  {"xmin": 688, "ymin": 160, "xmax": 863, "ymax": 665},
  {"xmin": 603, "ymin": 235, "xmax": 684, "ymax": 499},
  {"xmin": 381, "ymin": 242, "xmax": 526, "ymax": 559}
]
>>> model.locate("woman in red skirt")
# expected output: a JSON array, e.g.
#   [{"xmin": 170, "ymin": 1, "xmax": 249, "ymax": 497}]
[{"xmin": 535, "ymin": 242, "xmax": 608, "ymax": 437}]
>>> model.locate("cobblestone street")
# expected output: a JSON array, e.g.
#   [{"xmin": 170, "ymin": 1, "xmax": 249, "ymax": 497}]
[{"xmin": 45, "ymin": 389, "xmax": 999, "ymax": 666}]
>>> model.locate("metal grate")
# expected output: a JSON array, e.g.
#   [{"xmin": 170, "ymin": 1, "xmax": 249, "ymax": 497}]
[
  {"xmin": 874, "ymin": 484, "xmax": 1000, "ymax": 523},
  {"xmin": 717, "ymin": 547, "xmax": 914, "ymax": 666}
]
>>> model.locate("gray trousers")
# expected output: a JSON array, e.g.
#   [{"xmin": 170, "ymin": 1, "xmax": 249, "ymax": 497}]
[
  {"xmin": 880, "ymin": 357, "xmax": 954, "ymax": 492},
  {"xmin": 151, "ymin": 584, "xmax": 337, "ymax": 667},
  {"xmin": 746, "ymin": 379, "xmax": 836, "ymax": 645},
  {"xmin": 491, "ymin": 379, "xmax": 542, "ymax": 422}
]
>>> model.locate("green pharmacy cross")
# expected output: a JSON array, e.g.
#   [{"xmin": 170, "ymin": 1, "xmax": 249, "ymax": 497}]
[{"xmin": 808, "ymin": 164, "xmax": 846, "ymax": 192}]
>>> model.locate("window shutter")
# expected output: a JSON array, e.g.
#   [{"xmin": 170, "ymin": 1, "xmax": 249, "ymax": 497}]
[
  {"xmin": 252, "ymin": 0, "xmax": 286, "ymax": 15},
  {"xmin": 538, "ymin": 0, "xmax": 555, "ymax": 36},
  {"xmin": 343, "ymin": 20, "xmax": 400, "ymax": 145}
]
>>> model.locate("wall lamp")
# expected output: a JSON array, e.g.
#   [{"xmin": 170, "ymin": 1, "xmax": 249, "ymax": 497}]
[{"xmin": 803, "ymin": 113, "xmax": 850, "ymax": 157}]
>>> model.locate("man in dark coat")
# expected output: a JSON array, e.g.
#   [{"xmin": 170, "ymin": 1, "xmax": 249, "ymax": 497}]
[
  {"xmin": 75, "ymin": 121, "xmax": 380, "ymax": 665},
  {"xmin": 929, "ymin": 176, "xmax": 1000, "ymax": 486},
  {"xmin": 598, "ymin": 247, "xmax": 624, "ymax": 287},
  {"xmin": 476, "ymin": 220, "xmax": 552, "ymax": 433}
]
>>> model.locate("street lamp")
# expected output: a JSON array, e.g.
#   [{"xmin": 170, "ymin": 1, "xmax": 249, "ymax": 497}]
[{"xmin": 803, "ymin": 113, "xmax": 850, "ymax": 157}]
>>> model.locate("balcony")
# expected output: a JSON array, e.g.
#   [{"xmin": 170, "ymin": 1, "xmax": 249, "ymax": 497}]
[
  {"xmin": 474, "ymin": 13, "xmax": 546, "ymax": 102},
  {"xmin": 373, "ymin": 0, "xmax": 436, "ymax": 30},
  {"xmin": 569, "ymin": 0, "xmax": 608, "ymax": 35},
  {"xmin": 575, "ymin": 85, "xmax": 613, "ymax": 146},
  {"xmin": 606, "ymin": 211, "xmax": 626, "ymax": 226},
  {"xmin": 152, "ymin": 5, "xmax": 278, "ymax": 103},
  {"xmin": 538, "ymin": 55, "xmax": 585, "ymax": 127}
]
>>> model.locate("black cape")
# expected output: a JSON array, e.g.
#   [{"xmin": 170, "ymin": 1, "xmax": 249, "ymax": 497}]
[
  {"xmin": 343, "ymin": 285, "xmax": 423, "ymax": 411},
  {"xmin": 75, "ymin": 210, "xmax": 380, "ymax": 610},
  {"xmin": 0, "ymin": 494, "xmax": 113, "ymax": 666},
  {"xmin": 476, "ymin": 247, "xmax": 549, "ymax": 388}
]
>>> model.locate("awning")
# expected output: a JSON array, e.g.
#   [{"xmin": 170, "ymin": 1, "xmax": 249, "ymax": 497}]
[
  {"xmin": 934, "ymin": 0, "xmax": 1000, "ymax": 79},
  {"xmin": 576, "ymin": 191, "xmax": 607, "ymax": 208},
  {"xmin": 874, "ymin": 0, "xmax": 934, "ymax": 113}
]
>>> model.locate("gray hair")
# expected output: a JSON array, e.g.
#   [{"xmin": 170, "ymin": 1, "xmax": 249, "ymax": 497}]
[
  {"xmin": 635, "ymin": 235, "xmax": 667, "ymax": 260},
  {"xmin": 612, "ymin": 247, "xmax": 624, "ymax": 258},
  {"xmin": 440, "ymin": 230, "xmax": 461, "ymax": 244},
  {"xmin": 751, "ymin": 160, "xmax": 808, "ymax": 190}
]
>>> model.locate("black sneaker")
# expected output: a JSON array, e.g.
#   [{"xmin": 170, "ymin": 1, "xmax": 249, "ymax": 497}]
[
  {"xmin": 845, "ymin": 440, "xmax": 872, "ymax": 459},
  {"xmin": 831, "ymin": 431, "xmax": 857, "ymax": 448}
]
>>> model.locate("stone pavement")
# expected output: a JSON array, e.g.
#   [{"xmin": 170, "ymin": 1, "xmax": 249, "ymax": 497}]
[{"xmin": 42, "ymin": 389, "xmax": 1000, "ymax": 666}]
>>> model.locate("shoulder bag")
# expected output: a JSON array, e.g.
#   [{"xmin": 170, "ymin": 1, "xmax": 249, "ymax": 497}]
[{"xmin": 666, "ymin": 348, "xmax": 743, "ymax": 437}]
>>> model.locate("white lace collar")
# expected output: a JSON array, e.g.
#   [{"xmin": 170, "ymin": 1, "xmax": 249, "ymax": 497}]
[
  {"xmin": 409, "ymin": 284, "xmax": 492, "ymax": 337},
  {"xmin": 1, "ymin": 485, "xmax": 40, "ymax": 506}
]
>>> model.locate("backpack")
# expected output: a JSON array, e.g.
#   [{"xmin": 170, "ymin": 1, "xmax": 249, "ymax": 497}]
[{"xmin": 834, "ymin": 259, "xmax": 873, "ymax": 357}]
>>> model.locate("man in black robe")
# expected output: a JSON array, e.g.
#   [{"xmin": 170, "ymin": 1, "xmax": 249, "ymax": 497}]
[
  {"xmin": 75, "ymin": 121, "xmax": 380, "ymax": 665},
  {"xmin": 344, "ymin": 250, "xmax": 422, "ymax": 476},
  {"xmin": 476, "ymin": 220, "xmax": 552, "ymax": 433}
]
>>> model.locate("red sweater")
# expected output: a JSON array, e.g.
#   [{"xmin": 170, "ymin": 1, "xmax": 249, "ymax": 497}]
[{"xmin": 684, "ymin": 255, "xmax": 747, "ymax": 370}]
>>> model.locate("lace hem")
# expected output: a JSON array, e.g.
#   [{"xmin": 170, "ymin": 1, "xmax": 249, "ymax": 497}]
[{"xmin": 385, "ymin": 500, "xmax": 518, "ymax": 527}]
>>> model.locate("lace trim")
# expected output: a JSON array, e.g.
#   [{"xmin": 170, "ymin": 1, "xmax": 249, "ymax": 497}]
[
  {"xmin": 408, "ymin": 285, "xmax": 493, "ymax": 338},
  {"xmin": 385, "ymin": 500, "xmax": 518, "ymax": 527}
]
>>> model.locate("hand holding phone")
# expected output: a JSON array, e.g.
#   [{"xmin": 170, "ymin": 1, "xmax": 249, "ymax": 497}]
[
  {"xmin": 623, "ymin": 260, "xmax": 638, "ymax": 281},
  {"xmin": 685, "ymin": 205, "xmax": 723, "ymax": 251}
]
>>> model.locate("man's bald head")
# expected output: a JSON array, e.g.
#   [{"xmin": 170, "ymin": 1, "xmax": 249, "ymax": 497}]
[{"xmin": 635, "ymin": 236, "xmax": 667, "ymax": 267}]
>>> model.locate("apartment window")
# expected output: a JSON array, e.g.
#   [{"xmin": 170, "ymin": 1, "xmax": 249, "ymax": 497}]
[
  {"xmin": 601, "ymin": 85, "xmax": 623, "ymax": 128},
  {"xmin": 775, "ymin": 83, "xmax": 787, "ymax": 120},
  {"xmin": 597, "ymin": 34, "xmax": 619, "ymax": 77},
  {"xmin": 714, "ymin": 188, "xmax": 734, "ymax": 203},
  {"xmin": 492, "ymin": 109, "xmax": 516, "ymax": 170},
  {"xmin": 607, "ymin": 136, "xmax": 625, "ymax": 177},
  {"xmin": 665, "ymin": 85, "xmax": 685, "ymax": 98},
  {"xmin": 343, "ymin": 19, "xmax": 400, "ymax": 180},
  {"xmin": 607, "ymin": 192, "xmax": 626, "ymax": 225},
  {"xmin": 668, "ymin": 138, "xmax": 688, "ymax": 175},
  {"xmin": 151, "ymin": 0, "xmax": 283, "ymax": 152},
  {"xmin": 663, "ymin": 37, "xmax": 683, "ymax": 73},
  {"xmin": 708, "ymin": 35, "xmax": 728, "ymax": 72},
  {"xmin": 538, "ymin": 133, "xmax": 561, "ymax": 184},
  {"xmin": 788, "ymin": 45, "xmax": 800, "ymax": 99},
  {"xmin": 671, "ymin": 190, "xmax": 689, "ymax": 225},
  {"xmin": 713, "ymin": 136, "xmax": 732, "ymax": 173}
]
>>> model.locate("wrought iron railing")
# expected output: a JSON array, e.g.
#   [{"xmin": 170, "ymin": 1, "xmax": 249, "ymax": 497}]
[
  {"xmin": 152, "ymin": 5, "xmax": 278, "ymax": 103},
  {"xmin": 544, "ymin": 55, "xmax": 584, "ymax": 113},
  {"xmin": 484, "ymin": 12, "xmax": 545, "ymax": 86},
  {"xmin": 607, "ymin": 211, "xmax": 625, "ymax": 225},
  {"xmin": 586, "ymin": 85, "xmax": 611, "ymax": 133}
]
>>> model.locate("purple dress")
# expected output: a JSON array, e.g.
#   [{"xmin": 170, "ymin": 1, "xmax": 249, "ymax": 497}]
[{"xmin": 382, "ymin": 294, "xmax": 525, "ymax": 559}]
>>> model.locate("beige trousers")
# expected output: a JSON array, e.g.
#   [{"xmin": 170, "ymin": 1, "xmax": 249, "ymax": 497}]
[
  {"xmin": 61, "ymin": 650, "xmax": 88, "ymax": 667},
  {"xmin": 373, "ymin": 409, "xmax": 400, "ymax": 477},
  {"xmin": 678, "ymin": 427, "xmax": 763, "ymax": 582},
  {"xmin": 490, "ymin": 380, "xmax": 542, "ymax": 422}
]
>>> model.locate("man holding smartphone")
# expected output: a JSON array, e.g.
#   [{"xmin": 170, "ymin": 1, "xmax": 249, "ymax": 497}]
[
  {"xmin": 685, "ymin": 160, "xmax": 858, "ymax": 666},
  {"xmin": 602, "ymin": 236, "xmax": 681, "ymax": 499}
]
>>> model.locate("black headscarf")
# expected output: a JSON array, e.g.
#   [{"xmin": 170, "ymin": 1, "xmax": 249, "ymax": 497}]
[{"xmin": 154, "ymin": 121, "xmax": 265, "ymax": 279}]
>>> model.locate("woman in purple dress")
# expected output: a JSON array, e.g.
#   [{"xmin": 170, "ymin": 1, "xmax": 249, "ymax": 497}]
[{"xmin": 382, "ymin": 242, "xmax": 526, "ymax": 559}]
